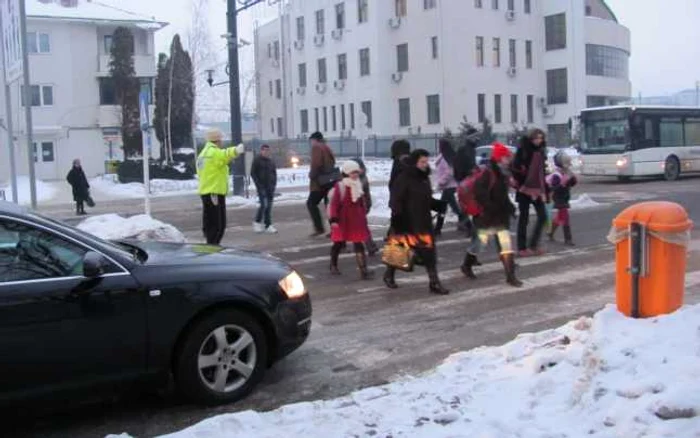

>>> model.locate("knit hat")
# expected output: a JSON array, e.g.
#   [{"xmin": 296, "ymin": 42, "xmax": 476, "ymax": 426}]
[
  {"xmin": 491, "ymin": 143, "xmax": 512, "ymax": 162},
  {"xmin": 206, "ymin": 128, "xmax": 223, "ymax": 142},
  {"xmin": 341, "ymin": 160, "xmax": 361, "ymax": 175}
]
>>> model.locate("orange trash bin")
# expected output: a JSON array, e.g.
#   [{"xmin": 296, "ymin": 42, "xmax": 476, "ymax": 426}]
[{"xmin": 609, "ymin": 201, "xmax": 693, "ymax": 318}]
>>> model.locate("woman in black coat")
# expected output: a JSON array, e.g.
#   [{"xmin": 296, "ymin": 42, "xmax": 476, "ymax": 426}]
[
  {"xmin": 388, "ymin": 139, "xmax": 411, "ymax": 190},
  {"xmin": 66, "ymin": 159, "xmax": 90, "ymax": 216},
  {"xmin": 384, "ymin": 149, "xmax": 449, "ymax": 295}
]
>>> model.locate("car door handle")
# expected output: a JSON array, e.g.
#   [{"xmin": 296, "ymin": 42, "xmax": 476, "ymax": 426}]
[{"xmin": 149, "ymin": 290, "xmax": 161, "ymax": 298}]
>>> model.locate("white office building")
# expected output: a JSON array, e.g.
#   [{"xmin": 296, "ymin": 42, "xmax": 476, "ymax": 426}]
[
  {"xmin": 255, "ymin": 0, "xmax": 631, "ymax": 147},
  {"xmin": 0, "ymin": 0, "xmax": 166, "ymax": 183}
]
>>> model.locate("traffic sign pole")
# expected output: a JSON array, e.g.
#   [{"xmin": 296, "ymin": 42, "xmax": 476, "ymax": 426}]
[{"xmin": 140, "ymin": 89, "xmax": 151, "ymax": 216}]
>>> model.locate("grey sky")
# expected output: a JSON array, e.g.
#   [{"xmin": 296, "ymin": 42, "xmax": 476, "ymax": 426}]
[{"xmin": 106, "ymin": 0, "xmax": 699, "ymax": 98}]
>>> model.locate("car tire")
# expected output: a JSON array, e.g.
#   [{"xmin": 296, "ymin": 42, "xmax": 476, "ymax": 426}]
[
  {"xmin": 174, "ymin": 309, "xmax": 268, "ymax": 405},
  {"xmin": 664, "ymin": 156, "xmax": 681, "ymax": 181}
]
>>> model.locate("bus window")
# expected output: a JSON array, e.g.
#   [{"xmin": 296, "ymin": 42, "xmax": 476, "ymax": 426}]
[
  {"xmin": 659, "ymin": 117, "xmax": 683, "ymax": 147},
  {"xmin": 685, "ymin": 118, "xmax": 700, "ymax": 146}
]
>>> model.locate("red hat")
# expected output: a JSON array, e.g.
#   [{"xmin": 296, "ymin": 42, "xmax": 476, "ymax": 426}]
[{"xmin": 491, "ymin": 143, "xmax": 512, "ymax": 162}]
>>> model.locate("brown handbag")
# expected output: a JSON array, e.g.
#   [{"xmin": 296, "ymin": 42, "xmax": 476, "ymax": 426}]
[{"xmin": 382, "ymin": 242, "xmax": 415, "ymax": 272}]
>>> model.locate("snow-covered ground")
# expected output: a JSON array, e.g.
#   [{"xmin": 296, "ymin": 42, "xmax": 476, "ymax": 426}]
[
  {"xmin": 0, "ymin": 176, "xmax": 58, "ymax": 205},
  {"xmin": 108, "ymin": 304, "xmax": 700, "ymax": 438},
  {"xmin": 77, "ymin": 214, "xmax": 186, "ymax": 243}
]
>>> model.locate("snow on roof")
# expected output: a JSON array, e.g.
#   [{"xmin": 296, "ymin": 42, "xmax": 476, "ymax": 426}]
[{"xmin": 26, "ymin": 0, "xmax": 167, "ymax": 29}]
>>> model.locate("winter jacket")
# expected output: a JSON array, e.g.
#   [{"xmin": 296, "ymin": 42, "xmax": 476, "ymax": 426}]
[
  {"xmin": 251, "ymin": 154, "xmax": 277, "ymax": 195},
  {"xmin": 352, "ymin": 158, "xmax": 372, "ymax": 212},
  {"xmin": 435, "ymin": 154, "xmax": 458, "ymax": 190},
  {"xmin": 197, "ymin": 141, "xmax": 239, "ymax": 195},
  {"xmin": 389, "ymin": 165, "xmax": 446, "ymax": 235},
  {"xmin": 453, "ymin": 136, "xmax": 478, "ymax": 182},
  {"xmin": 388, "ymin": 155, "xmax": 410, "ymax": 191},
  {"xmin": 309, "ymin": 143, "xmax": 336, "ymax": 192},
  {"xmin": 474, "ymin": 162, "xmax": 515, "ymax": 229},
  {"xmin": 66, "ymin": 166, "xmax": 90, "ymax": 202},
  {"xmin": 547, "ymin": 170, "xmax": 577, "ymax": 209},
  {"xmin": 512, "ymin": 136, "xmax": 548, "ymax": 202},
  {"xmin": 328, "ymin": 182, "xmax": 369, "ymax": 243}
]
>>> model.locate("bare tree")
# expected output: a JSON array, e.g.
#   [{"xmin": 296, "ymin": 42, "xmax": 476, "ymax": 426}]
[{"xmin": 186, "ymin": 0, "xmax": 219, "ymax": 126}]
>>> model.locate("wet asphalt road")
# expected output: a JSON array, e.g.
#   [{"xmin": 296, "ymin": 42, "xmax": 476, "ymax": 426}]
[{"xmin": 9, "ymin": 176, "xmax": 700, "ymax": 438}]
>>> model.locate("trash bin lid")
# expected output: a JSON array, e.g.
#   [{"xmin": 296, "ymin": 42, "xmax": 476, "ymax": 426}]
[{"xmin": 613, "ymin": 201, "xmax": 693, "ymax": 233}]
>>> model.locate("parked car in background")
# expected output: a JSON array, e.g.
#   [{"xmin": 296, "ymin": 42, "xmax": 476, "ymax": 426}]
[{"xmin": 0, "ymin": 201, "xmax": 311, "ymax": 406}]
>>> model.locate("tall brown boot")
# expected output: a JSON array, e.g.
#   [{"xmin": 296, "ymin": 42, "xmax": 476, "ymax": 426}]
[
  {"xmin": 355, "ymin": 250, "xmax": 374, "ymax": 280},
  {"xmin": 500, "ymin": 253, "xmax": 523, "ymax": 288}
]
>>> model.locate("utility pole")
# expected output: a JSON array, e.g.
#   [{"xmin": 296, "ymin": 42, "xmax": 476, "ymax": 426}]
[
  {"xmin": 696, "ymin": 80, "xmax": 699, "ymax": 107},
  {"xmin": 0, "ymin": 7, "xmax": 17, "ymax": 203},
  {"xmin": 18, "ymin": 0, "xmax": 36, "ymax": 208}
]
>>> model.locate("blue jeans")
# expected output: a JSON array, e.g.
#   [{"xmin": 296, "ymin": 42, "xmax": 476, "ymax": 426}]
[{"xmin": 255, "ymin": 191, "xmax": 274, "ymax": 227}]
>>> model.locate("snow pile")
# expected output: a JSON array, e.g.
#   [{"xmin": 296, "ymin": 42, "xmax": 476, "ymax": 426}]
[
  {"xmin": 110, "ymin": 304, "xmax": 700, "ymax": 438},
  {"xmin": 90, "ymin": 176, "xmax": 199, "ymax": 199},
  {"xmin": 77, "ymin": 214, "xmax": 185, "ymax": 243},
  {"xmin": 0, "ymin": 176, "xmax": 58, "ymax": 205},
  {"xmin": 571, "ymin": 193, "xmax": 603, "ymax": 210}
]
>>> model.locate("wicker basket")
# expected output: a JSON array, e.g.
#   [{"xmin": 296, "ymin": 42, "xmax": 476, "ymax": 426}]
[{"xmin": 382, "ymin": 242, "xmax": 415, "ymax": 272}]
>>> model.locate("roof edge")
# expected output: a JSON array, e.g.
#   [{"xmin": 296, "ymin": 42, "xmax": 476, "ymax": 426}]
[
  {"xmin": 599, "ymin": 0, "xmax": 619, "ymax": 23},
  {"xmin": 28, "ymin": 14, "xmax": 168, "ymax": 29}
]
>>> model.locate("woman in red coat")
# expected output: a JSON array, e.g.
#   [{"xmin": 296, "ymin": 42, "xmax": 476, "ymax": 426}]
[{"xmin": 328, "ymin": 160, "xmax": 373, "ymax": 279}]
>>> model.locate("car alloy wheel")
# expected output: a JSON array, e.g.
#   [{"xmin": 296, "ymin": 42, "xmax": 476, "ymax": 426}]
[{"xmin": 197, "ymin": 324, "xmax": 257, "ymax": 394}]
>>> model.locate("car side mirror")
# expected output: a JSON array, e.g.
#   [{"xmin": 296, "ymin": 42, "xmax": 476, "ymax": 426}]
[{"xmin": 83, "ymin": 251, "xmax": 105, "ymax": 278}]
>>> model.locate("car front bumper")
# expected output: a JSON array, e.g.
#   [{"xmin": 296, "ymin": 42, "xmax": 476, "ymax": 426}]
[{"xmin": 272, "ymin": 293, "xmax": 312, "ymax": 362}]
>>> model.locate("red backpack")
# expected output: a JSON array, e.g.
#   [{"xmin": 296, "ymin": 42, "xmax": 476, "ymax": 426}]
[{"xmin": 458, "ymin": 167, "xmax": 495, "ymax": 216}]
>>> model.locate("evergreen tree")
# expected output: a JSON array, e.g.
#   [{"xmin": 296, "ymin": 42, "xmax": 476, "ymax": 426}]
[
  {"xmin": 109, "ymin": 27, "xmax": 142, "ymax": 158},
  {"xmin": 167, "ymin": 34, "xmax": 195, "ymax": 153},
  {"xmin": 153, "ymin": 52, "xmax": 170, "ymax": 158},
  {"xmin": 480, "ymin": 118, "xmax": 497, "ymax": 145}
]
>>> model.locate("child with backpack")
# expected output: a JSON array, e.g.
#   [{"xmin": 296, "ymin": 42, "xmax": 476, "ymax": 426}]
[
  {"xmin": 547, "ymin": 151, "xmax": 578, "ymax": 245},
  {"xmin": 458, "ymin": 143, "xmax": 522, "ymax": 287}
]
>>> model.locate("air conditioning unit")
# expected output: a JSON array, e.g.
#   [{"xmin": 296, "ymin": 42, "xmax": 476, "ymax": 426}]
[
  {"xmin": 388, "ymin": 16, "xmax": 402, "ymax": 29},
  {"xmin": 537, "ymin": 97, "xmax": 546, "ymax": 108},
  {"xmin": 296, "ymin": 86, "xmax": 306, "ymax": 96},
  {"xmin": 507, "ymin": 66, "xmax": 517, "ymax": 77},
  {"xmin": 331, "ymin": 28, "xmax": 344, "ymax": 40},
  {"xmin": 506, "ymin": 10, "xmax": 516, "ymax": 21},
  {"xmin": 313, "ymin": 34, "xmax": 325, "ymax": 46},
  {"xmin": 333, "ymin": 79, "xmax": 346, "ymax": 90},
  {"xmin": 542, "ymin": 106, "xmax": 554, "ymax": 117},
  {"xmin": 315, "ymin": 82, "xmax": 327, "ymax": 94},
  {"xmin": 293, "ymin": 39, "xmax": 304, "ymax": 50},
  {"xmin": 391, "ymin": 72, "xmax": 403, "ymax": 83}
]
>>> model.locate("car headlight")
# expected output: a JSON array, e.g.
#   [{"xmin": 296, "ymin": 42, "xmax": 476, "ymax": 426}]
[
  {"xmin": 279, "ymin": 271, "xmax": 306, "ymax": 299},
  {"xmin": 616, "ymin": 157, "xmax": 628, "ymax": 168}
]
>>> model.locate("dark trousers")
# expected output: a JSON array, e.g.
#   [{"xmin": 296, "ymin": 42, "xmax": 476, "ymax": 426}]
[
  {"xmin": 201, "ymin": 194, "xmax": 227, "ymax": 245},
  {"xmin": 517, "ymin": 196, "xmax": 547, "ymax": 251},
  {"xmin": 255, "ymin": 192, "xmax": 274, "ymax": 227},
  {"xmin": 441, "ymin": 188, "xmax": 466, "ymax": 221},
  {"xmin": 307, "ymin": 189, "xmax": 330, "ymax": 233},
  {"xmin": 75, "ymin": 200, "xmax": 84, "ymax": 214}
]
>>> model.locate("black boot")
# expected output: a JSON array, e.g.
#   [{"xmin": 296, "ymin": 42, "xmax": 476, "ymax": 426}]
[
  {"xmin": 500, "ymin": 253, "xmax": 523, "ymax": 287},
  {"xmin": 355, "ymin": 251, "xmax": 374, "ymax": 280},
  {"xmin": 383, "ymin": 267, "xmax": 398, "ymax": 289},
  {"xmin": 427, "ymin": 267, "xmax": 450, "ymax": 295},
  {"xmin": 434, "ymin": 214, "xmax": 445, "ymax": 237},
  {"xmin": 330, "ymin": 244, "xmax": 342, "ymax": 275},
  {"xmin": 548, "ymin": 224, "xmax": 559, "ymax": 241},
  {"xmin": 563, "ymin": 225, "xmax": 575, "ymax": 246},
  {"xmin": 460, "ymin": 252, "xmax": 478, "ymax": 280},
  {"xmin": 366, "ymin": 238, "xmax": 379, "ymax": 257}
]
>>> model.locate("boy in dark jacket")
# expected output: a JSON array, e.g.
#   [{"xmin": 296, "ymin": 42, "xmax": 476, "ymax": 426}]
[
  {"xmin": 547, "ymin": 151, "xmax": 577, "ymax": 245},
  {"xmin": 251, "ymin": 144, "xmax": 278, "ymax": 233},
  {"xmin": 461, "ymin": 143, "xmax": 522, "ymax": 287}
]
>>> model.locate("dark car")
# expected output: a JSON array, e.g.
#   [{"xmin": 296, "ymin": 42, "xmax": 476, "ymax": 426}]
[{"xmin": 0, "ymin": 201, "xmax": 311, "ymax": 406}]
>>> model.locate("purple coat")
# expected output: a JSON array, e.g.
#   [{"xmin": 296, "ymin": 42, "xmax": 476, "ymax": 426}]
[{"xmin": 435, "ymin": 155, "xmax": 458, "ymax": 190}]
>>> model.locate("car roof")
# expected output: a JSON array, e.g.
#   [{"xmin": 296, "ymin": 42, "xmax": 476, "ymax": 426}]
[{"xmin": 0, "ymin": 200, "xmax": 29, "ymax": 216}]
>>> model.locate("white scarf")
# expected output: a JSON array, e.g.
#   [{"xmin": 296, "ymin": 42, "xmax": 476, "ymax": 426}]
[{"xmin": 340, "ymin": 177, "xmax": 364, "ymax": 203}]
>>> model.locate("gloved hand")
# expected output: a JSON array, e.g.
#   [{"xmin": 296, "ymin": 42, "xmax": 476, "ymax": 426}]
[{"xmin": 235, "ymin": 143, "xmax": 245, "ymax": 154}]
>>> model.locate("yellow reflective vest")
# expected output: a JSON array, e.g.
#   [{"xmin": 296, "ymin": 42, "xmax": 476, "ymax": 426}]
[{"xmin": 197, "ymin": 142, "xmax": 239, "ymax": 195}]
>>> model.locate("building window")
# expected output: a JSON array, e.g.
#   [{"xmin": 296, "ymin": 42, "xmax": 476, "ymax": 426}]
[
  {"xmin": 337, "ymin": 53, "xmax": 347, "ymax": 80},
  {"xmin": 586, "ymin": 44, "xmax": 629, "ymax": 79},
  {"xmin": 475, "ymin": 0, "xmax": 483, "ymax": 8},
  {"xmin": 27, "ymin": 32, "xmax": 50, "ymax": 54},
  {"xmin": 323, "ymin": 107, "xmax": 328, "ymax": 131},
  {"xmin": 395, "ymin": 0, "xmax": 407, "ymax": 17},
  {"xmin": 361, "ymin": 100, "xmax": 372, "ymax": 128},
  {"xmin": 273, "ymin": 40, "xmax": 280, "ymax": 60},
  {"xmin": 525, "ymin": 40, "xmax": 533, "ymax": 69},
  {"xmin": 314, "ymin": 108, "xmax": 320, "ymax": 131},
  {"xmin": 358, "ymin": 0, "xmax": 369, "ymax": 23},
  {"xmin": 508, "ymin": 0, "xmax": 514, "ymax": 11},
  {"xmin": 299, "ymin": 63, "xmax": 307, "ymax": 87},
  {"xmin": 546, "ymin": 68, "xmax": 568, "ymax": 104},
  {"xmin": 317, "ymin": 58, "xmax": 327, "ymax": 83},
  {"xmin": 296, "ymin": 16, "xmax": 305, "ymax": 41},
  {"xmin": 431, "ymin": 36, "xmax": 438, "ymax": 59},
  {"xmin": 301, "ymin": 109, "xmax": 309, "ymax": 133},
  {"xmin": 492, "ymin": 0, "xmax": 499, "ymax": 10},
  {"xmin": 477, "ymin": 93, "xmax": 486, "ymax": 123},
  {"xmin": 350, "ymin": 103, "xmax": 356, "ymax": 129},
  {"xmin": 270, "ymin": 118, "xmax": 275, "ymax": 134},
  {"xmin": 509, "ymin": 39, "xmax": 516, "ymax": 68},
  {"xmin": 427, "ymin": 94, "xmax": 440, "ymax": 124},
  {"xmin": 510, "ymin": 95, "xmax": 518, "ymax": 123},
  {"xmin": 99, "ymin": 78, "xmax": 117, "ymax": 105},
  {"xmin": 492, "ymin": 37, "xmax": 500, "ymax": 67},
  {"xmin": 103, "ymin": 35, "xmax": 113, "ymax": 53},
  {"xmin": 277, "ymin": 117, "xmax": 283, "ymax": 137},
  {"xmin": 341, "ymin": 104, "xmax": 346, "ymax": 130},
  {"xmin": 335, "ymin": 3, "xmax": 345, "ymax": 29},
  {"xmin": 545, "ymin": 13, "xmax": 567, "ymax": 50},
  {"xmin": 315, "ymin": 9, "xmax": 325, "ymax": 34},
  {"xmin": 494, "ymin": 94, "xmax": 502, "ymax": 123},
  {"xmin": 269, "ymin": 81, "xmax": 273, "ymax": 96},
  {"xmin": 475, "ymin": 36, "xmax": 484, "ymax": 67},
  {"xmin": 527, "ymin": 95, "xmax": 534, "ymax": 123},
  {"xmin": 359, "ymin": 48, "xmax": 370, "ymax": 76},
  {"xmin": 548, "ymin": 124, "xmax": 569, "ymax": 146},
  {"xmin": 21, "ymin": 85, "xmax": 52, "ymax": 107},
  {"xmin": 331, "ymin": 106, "xmax": 337, "ymax": 131},
  {"xmin": 275, "ymin": 79, "xmax": 282, "ymax": 99},
  {"xmin": 398, "ymin": 98, "xmax": 411, "ymax": 127},
  {"xmin": 524, "ymin": 0, "xmax": 531, "ymax": 14},
  {"xmin": 40, "ymin": 142, "xmax": 54, "ymax": 162},
  {"xmin": 397, "ymin": 43, "xmax": 409, "ymax": 72},
  {"xmin": 424, "ymin": 0, "xmax": 437, "ymax": 9}
]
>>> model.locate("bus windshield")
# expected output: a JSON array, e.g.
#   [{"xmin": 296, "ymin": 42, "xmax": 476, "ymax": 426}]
[{"xmin": 582, "ymin": 113, "xmax": 629, "ymax": 154}]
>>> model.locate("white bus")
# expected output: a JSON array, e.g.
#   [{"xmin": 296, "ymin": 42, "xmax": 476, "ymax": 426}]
[{"xmin": 580, "ymin": 105, "xmax": 700, "ymax": 181}]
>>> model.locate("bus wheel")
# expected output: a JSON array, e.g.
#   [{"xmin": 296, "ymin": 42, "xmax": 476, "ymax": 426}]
[
  {"xmin": 617, "ymin": 176, "xmax": 631, "ymax": 183},
  {"xmin": 664, "ymin": 156, "xmax": 681, "ymax": 181}
]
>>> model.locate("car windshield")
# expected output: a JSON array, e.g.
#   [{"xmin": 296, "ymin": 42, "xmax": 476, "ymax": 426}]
[{"xmin": 582, "ymin": 114, "xmax": 630, "ymax": 154}]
